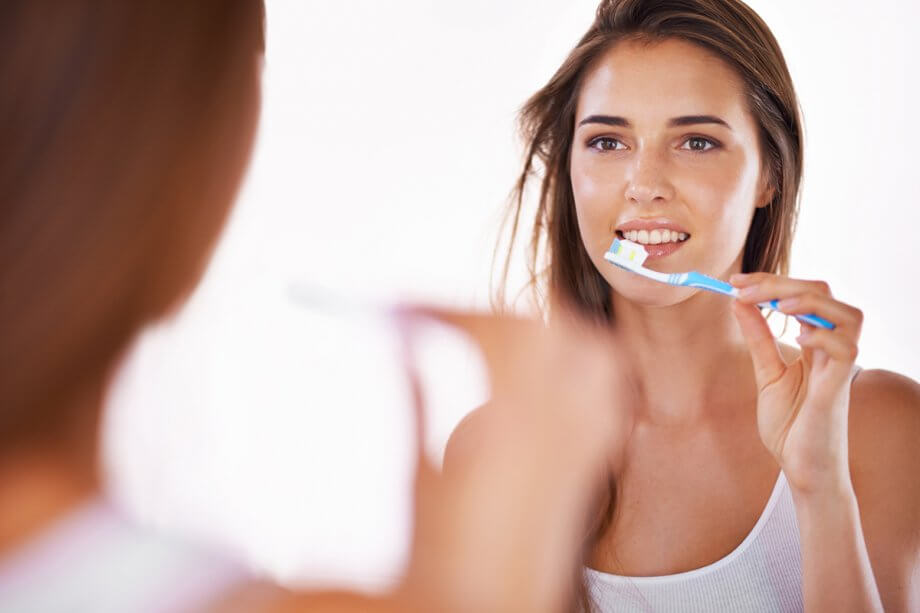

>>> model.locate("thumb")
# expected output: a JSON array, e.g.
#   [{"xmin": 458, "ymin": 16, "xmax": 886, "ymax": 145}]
[{"xmin": 732, "ymin": 300, "xmax": 786, "ymax": 389}]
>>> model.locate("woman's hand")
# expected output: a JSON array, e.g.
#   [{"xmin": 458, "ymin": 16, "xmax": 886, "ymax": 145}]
[
  {"xmin": 730, "ymin": 272, "xmax": 864, "ymax": 497},
  {"xmin": 396, "ymin": 306, "xmax": 635, "ymax": 613}
]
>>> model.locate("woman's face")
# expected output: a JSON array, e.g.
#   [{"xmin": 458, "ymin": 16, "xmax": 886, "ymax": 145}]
[{"xmin": 570, "ymin": 38, "xmax": 773, "ymax": 307}]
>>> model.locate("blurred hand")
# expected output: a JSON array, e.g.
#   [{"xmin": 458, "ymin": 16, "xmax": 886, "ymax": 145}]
[{"xmin": 396, "ymin": 306, "xmax": 635, "ymax": 613}]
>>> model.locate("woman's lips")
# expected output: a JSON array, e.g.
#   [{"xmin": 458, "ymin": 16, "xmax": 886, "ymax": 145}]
[{"xmin": 642, "ymin": 239, "xmax": 687, "ymax": 258}]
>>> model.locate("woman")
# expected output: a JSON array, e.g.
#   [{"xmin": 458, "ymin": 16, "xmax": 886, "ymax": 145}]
[
  {"xmin": 0, "ymin": 1, "xmax": 628, "ymax": 611},
  {"xmin": 448, "ymin": 0, "xmax": 920, "ymax": 610}
]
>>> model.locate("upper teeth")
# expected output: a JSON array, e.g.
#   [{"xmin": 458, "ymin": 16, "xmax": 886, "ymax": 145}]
[{"xmin": 622, "ymin": 229, "xmax": 688, "ymax": 244}]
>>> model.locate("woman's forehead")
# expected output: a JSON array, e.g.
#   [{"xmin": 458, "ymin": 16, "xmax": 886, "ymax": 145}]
[{"xmin": 576, "ymin": 38, "xmax": 751, "ymax": 129}]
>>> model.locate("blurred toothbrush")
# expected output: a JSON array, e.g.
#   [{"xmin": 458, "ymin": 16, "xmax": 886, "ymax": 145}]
[{"xmin": 603, "ymin": 238, "xmax": 835, "ymax": 330}]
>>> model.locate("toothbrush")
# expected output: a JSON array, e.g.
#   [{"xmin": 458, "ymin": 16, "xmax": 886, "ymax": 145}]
[
  {"xmin": 604, "ymin": 238, "xmax": 835, "ymax": 330},
  {"xmin": 287, "ymin": 283, "xmax": 397, "ymax": 323}
]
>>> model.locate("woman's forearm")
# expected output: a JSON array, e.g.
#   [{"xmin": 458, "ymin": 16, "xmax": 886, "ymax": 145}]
[{"xmin": 792, "ymin": 483, "xmax": 884, "ymax": 612}]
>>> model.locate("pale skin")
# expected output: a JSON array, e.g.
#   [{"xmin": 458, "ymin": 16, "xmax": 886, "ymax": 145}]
[{"xmin": 447, "ymin": 38, "xmax": 920, "ymax": 610}]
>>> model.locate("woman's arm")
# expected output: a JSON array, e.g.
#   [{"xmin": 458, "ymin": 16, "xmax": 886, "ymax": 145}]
[
  {"xmin": 849, "ymin": 369, "xmax": 920, "ymax": 612},
  {"xmin": 791, "ymin": 479, "xmax": 884, "ymax": 612},
  {"xmin": 793, "ymin": 366, "xmax": 920, "ymax": 612},
  {"xmin": 408, "ymin": 308, "xmax": 630, "ymax": 612},
  {"xmin": 217, "ymin": 309, "xmax": 630, "ymax": 613},
  {"xmin": 731, "ymin": 273, "xmax": 885, "ymax": 611}
]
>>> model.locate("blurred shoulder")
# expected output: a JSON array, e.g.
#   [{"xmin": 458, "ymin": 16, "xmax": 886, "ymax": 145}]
[
  {"xmin": 209, "ymin": 582, "xmax": 403, "ymax": 613},
  {"xmin": 442, "ymin": 404, "xmax": 491, "ymax": 476}
]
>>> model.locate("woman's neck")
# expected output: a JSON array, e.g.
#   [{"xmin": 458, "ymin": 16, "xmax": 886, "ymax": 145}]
[{"xmin": 611, "ymin": 289, "xmax": 755, "ymax": 425}]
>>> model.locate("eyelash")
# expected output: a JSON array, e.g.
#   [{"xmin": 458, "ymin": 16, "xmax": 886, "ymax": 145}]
[{"xmin": 586, "ymin": 135, "xmax": 720, "ymax": 153}]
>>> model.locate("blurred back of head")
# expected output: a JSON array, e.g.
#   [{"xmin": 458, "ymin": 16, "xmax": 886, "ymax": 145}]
[{"xmin": 0, "ymin": 1, "xmax": 265, "ymax": 451}]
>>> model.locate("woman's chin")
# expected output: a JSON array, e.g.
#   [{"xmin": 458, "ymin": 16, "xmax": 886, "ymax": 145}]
[{"xmin": 607, "ymin": 274, "xmax": 695, "ymax": 307}]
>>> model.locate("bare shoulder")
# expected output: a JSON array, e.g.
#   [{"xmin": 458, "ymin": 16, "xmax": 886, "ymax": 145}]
[
  {"xmin": 849, "ymin": 368, "xmax": 920, "ymax": 475},
  {"xmin": 442, "ymin": 404, "xmax": 490, "ymax": 477}
]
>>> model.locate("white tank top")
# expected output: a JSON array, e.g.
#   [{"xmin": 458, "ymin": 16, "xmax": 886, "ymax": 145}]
[
  {"xmin": 584, "ymin": 470, "xmax": 803, "ymax": 612},
  {"xmin": 0, "ymin": 498, "xmax": 246, "ymax": 612}
]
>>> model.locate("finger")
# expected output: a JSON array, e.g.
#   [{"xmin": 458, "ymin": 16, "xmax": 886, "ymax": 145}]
[
  {"xmin": 729, "ymin": 272, "xmax": 771, "ymax": 287},
  {"xmin": 796, "ymin": 326, "xmax": 859, "ymax": 365},
  {"xmin": 732, "ymin": 300, "xmax": 787, "ymax": 389},
  {"xmin": 397, "ymin": 305, "xmax": 529, "ymax": 342},
  {"xmin": 397, "ymin": 304, "xmax": 618, "ymax": 378},
  {"xmin": 731, "ymin": 274, "xmax": 832, "ymax": 304},
  {"xmin": 776, "ymin": 294, "xmax": 863, "ymax": 337},
  {"xmin": 395, "ymin": 306, "xmax": 539, "ymax": 377}
]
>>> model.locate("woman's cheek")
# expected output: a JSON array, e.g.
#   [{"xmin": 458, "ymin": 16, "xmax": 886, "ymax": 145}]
[
  {"xmin": 673, "ymin": 168, "xmax": 739, "ymax": 229},
  {"xmin": 570, "ymin": 160, "xmax": 596, "ymax": 204},
  {"xmin": 571, "ymin": 174, "xmax": 613, "ymax": 248},
  {"xmin": 692, "ymin": 155, "xmax": 757, "ymax": 211}
]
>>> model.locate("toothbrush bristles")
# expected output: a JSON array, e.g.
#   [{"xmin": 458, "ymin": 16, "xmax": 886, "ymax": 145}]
[{"xmin": 608, "ymin": 238, "xmax": 649, "ymax": 267}]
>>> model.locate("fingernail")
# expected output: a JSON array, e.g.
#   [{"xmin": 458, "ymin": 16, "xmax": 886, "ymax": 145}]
[
  {"xmin": 390, "ymin": 304, "xmax": 427, "ymax": 334},
  {"xmin": 776, "ymin": 298, "xmax": 799, "ymax": 311},
  {"xmin": 390, "ymin": 303, "xmax": 416, "ymax": 322},
  {"xmin": 738, "ymin": 285, "xmax": 759, "ymax": 299}
]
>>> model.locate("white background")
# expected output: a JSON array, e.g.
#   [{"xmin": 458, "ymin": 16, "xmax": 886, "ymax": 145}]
[{"xmin": 104, "ymin": 0, "xmax": 920, "ymax": 593}]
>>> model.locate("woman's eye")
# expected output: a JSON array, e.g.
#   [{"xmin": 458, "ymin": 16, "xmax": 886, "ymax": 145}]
[
  {"xmin": 588, "ymin": 137, "xmax": 626, "ymax": 152},
  {"xmin": 681, "ymin": 136, "xmax": 717, "ymax": 152}
]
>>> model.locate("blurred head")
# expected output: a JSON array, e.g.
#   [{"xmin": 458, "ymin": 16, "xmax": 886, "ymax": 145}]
[
  {"xmin": 0, "ymin": 1, "xmax": 265, "ymax": 449},
  {"xmin": 497, "ymin": 0, "xmax": 802, "ymax": 322}
]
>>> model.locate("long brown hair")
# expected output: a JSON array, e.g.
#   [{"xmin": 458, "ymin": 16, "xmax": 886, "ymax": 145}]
[
  {"xmin": 0, "ymin": 1, "xmax": 265, "ymax": 451},
  {"xmin": 495, "ymin": 0, "xmax": 803, "ymax": 324}
]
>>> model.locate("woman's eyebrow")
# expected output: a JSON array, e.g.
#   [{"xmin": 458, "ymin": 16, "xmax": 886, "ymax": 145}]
[
  {"xmin": 577, "ymin": 114, "xmax": 732, "ymax": 130},
  {"xmin": 669, "ymin": 115, "xmax": 732, "ymax": 129}
]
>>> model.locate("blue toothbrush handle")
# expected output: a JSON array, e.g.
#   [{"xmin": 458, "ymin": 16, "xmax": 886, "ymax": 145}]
[
  {"xmin": 659, "ymin": 271, "xmax": 836, "ymax": 330},
  {"xmin": 761, "ymin": 300, "xmax": 835, "ymax": 330}
]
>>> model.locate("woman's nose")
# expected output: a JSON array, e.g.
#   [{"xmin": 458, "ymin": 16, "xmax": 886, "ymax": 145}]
[{"xmin": 623, "ymin": 149, "xmax": 675, "ymax": 205}]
